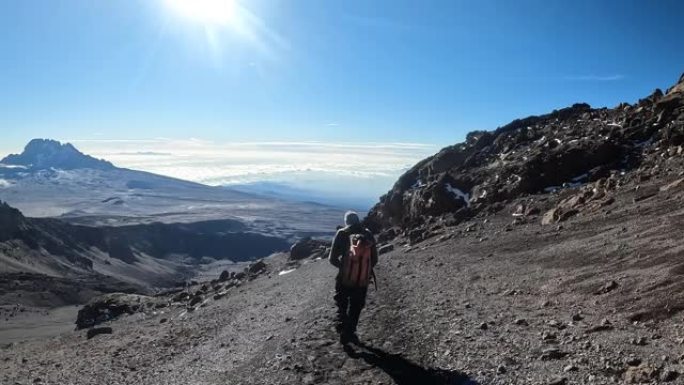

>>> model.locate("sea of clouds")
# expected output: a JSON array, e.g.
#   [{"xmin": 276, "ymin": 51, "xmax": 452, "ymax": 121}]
[{"xmin": 70, "ymin": 138, "xmax": 438, "ymax": 207}]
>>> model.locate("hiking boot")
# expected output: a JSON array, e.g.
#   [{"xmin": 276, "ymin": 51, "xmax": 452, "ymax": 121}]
[
  {"xmin": 340, "ymin": 331, "xmax": 359, "ymax": 345},
  {"xmin": 334, "ymin": 322, "xmax": 345, "ymax": 334}
]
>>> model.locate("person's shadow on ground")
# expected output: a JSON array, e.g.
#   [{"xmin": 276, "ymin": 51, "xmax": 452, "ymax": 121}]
[{"xmin": 342, "ymin": 342, "xmax": 478, "ymax": 385}]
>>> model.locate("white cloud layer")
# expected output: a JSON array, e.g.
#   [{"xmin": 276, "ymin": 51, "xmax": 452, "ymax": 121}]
[{"xmin": 70, "ymin": 138, "xmax": 438, "ymax": 202}]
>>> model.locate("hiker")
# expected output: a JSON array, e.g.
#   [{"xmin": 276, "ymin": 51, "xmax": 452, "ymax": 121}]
[{"xmin": 329, "ymin": 211, "xmax": 378, "ymax": 344}]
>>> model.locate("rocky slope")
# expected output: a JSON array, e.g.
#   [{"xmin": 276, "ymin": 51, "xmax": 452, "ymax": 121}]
[
  {"xmin": 367, "ymin": 73, "xmax": 684, "ymax": 244},
  {"xmin": 3, "ymin": 171, "xmax": 684, "ymax": 384},
  {"xmin": 0, "ymin": 201, "xmax": 292, "ymax": 306}
]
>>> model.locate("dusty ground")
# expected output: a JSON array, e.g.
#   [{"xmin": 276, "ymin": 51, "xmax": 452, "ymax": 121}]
[
  {"xmin": 2, "ymin": 178, "xmax": 684, "ymax": 385},
  {"xmin": 0, "ymin": 305, "xmax": 79, "ymax": 344}
]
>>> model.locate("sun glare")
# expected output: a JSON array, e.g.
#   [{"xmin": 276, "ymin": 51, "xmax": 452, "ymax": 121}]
[{"xmin": 165, "ymin": 0, "xmax": 238, "ymax": 25}]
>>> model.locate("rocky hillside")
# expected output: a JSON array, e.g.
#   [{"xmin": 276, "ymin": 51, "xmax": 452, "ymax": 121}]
[
  {"xmin": 367, "ymin": 73, "xmax": 684, "ymax": 242},
  {"xmin": 4, "ymin": 173, "xmax": 684, "ymax": 384},
  {"xmin": 0, "ymin": 200, "xmax": 291, "ymax": 306}
]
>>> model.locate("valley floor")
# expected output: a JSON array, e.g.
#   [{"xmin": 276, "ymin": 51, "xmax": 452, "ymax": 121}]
[{"xmin": 3, "ymin": 182, "xmax": 684, "ymax": 384}]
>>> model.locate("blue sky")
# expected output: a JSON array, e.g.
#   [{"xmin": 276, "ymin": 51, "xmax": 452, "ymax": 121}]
[{"xmin": 1, "ymin": 0, "xmax": 683, "ymax": 204}]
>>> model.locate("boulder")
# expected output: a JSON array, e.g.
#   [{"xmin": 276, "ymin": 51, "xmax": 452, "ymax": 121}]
[
  {"xmin": 247, "ymin": 260, "xmax": 267, "ymax": 275},
  {"xmin": 188, "ymin": 295, "xmax": 204, "ymax": 307},
  {"xmin": 173, "ymin": 292, "xmax": 191, "ymax": 302},
  {"xmin": 86, "ymin": 327, "xmax": 113, "ymax": 340},
  {"xmin": 541, "ymin": 208, "xmax": 560, "ymax": 225},
  {"xmin": 660, "ymin": 178, "xmax": 684, "ymax": 192},
  {"xmin": 378, "ymin": 244, "xmax": 394, "ymax": 255},
  {"xmin": 624, "ymin": 364, "xmax": 660, "ymax": 383},
  {"xmin": 594, "ymin": 280, "xmax": 618, "ymax": 295},
  {"xmin": 634, "ymin": 185, "xmax": 659, "ymax": 202},
  {"xmin": 76, "ymin": 293, "xmax": 149, "ymax": 329},
  {"xmin": 218, "ymin": 270, "xmax": 230, "ymax": 282},
  {"xmin": 289, "ymin": 237, "xmax": 329, "ymax": 260}
]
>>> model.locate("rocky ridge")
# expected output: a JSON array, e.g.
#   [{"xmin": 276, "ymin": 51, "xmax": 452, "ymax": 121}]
[{"xmin": 367, "ymin": 73, "xmax": 684, "ymax": 243}]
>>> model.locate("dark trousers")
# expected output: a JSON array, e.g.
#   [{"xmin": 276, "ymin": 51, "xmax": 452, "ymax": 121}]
[{"xmin": 334, "ymin": 280, "xmax": 367, "ymax": 334}]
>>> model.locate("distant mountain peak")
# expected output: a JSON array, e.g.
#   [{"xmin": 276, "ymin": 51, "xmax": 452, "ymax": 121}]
[{"xmin": 1, "ymin": 139, "xmax": 114, "ymax": 171}]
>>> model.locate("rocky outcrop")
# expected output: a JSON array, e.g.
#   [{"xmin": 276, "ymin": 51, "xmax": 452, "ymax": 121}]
[
  {"xmin": 0, "ymin": 201, "xmax": 27, "ymax": 242},
  {"xmin": 367, "ymin": 73, "xmax": 684, "ymax": 235},
  {"xmin": 289, "ymin": 237, "xmax": 329, "ymax": 260},
  {"xmin": 76, "ymin": 293, "xmax": 151, "ymax": 329},
  {"xmin": 247, "ymin": 260, "xmax": 267, "ymax": 275}
]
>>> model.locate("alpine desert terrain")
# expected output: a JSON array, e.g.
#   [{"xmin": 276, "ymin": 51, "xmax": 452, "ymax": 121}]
[
  {"xmin": 0, "ymin": 140, "xmax": 343, "ymax": 309},
  {"xmin": 3, "ymin": 74, "xmax": 684, "ymax": 385}
]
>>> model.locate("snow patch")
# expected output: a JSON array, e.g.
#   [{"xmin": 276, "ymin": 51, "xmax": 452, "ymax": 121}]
[
  {"xmin": 279, "ymin": 268, "xmax": 297, "ymax": 276},
  {"xmin": 0, "ymin": 163, "xmax": 27, "ymax": 169},
  {"xmin": 571, "ymin": 173, "xmax": 589, "ymax": 182},
  {"xmin": 445, "ymin": 183, "xmax": 471, "ymax": 207},
  {"xmin": 544, "ymin": 180, "xmax": 583, "ymax": 193}
]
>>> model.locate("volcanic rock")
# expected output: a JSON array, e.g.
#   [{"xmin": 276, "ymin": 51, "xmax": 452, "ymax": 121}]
[
  {"xmin": 378, "ymin": 244, "xmax": 394, "ymax": 255},
  {"xmin": 247, "ymin": 260, "xmax": 267, "ymax": 275},
  {"xmin": 76, "ymin": 293, "xmax": 149, "ymax": 329},
  {"xmin": 367, "ymin": 73, "xmax": 684, "ymax": 232},
  {"xmin": 86, "ymin": 327, "xmax": 113, "ymax": 340},
  {"xmin": 289, "ymin": 237, "xmax": 329, "ymax": 260},
  {"xmin": 624, "ymin": 364, "xmax": 660, "ymax": 383}
]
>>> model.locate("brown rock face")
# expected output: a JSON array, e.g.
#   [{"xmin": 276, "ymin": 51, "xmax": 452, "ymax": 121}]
[{"xmin": 624, "ymin": 364, "xmax": 660, "ymax": 383}]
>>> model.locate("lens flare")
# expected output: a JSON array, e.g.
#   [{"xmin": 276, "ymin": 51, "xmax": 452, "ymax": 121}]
[{"xmin": 165, "ymin": 0, "xmax": 237, "ymax": 25}]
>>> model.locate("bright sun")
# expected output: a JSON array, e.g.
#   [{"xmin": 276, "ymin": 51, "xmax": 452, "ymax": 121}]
[{"xmin": 165, "ymin": 0, "xmax": 238, "ymax": 26}]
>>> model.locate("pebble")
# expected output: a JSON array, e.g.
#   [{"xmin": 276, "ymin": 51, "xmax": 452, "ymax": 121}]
[
  {"xmin": 547, "ymin": 376, "xmax": 567, "ymax": 385},
  {"xmin": 661, "ymin": 370, "xmax": 679, "ymax": 382}
]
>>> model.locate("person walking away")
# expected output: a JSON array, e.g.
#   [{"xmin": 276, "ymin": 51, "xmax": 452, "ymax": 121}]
[{"xmin": 329, "ymin": 211, "xmax": 378, "ymax": 344}]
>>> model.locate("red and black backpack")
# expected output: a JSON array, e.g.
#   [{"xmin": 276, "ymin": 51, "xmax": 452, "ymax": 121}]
[{"xmin": 339, "ymin": 232, "xmax": 373, "ymax": 288}]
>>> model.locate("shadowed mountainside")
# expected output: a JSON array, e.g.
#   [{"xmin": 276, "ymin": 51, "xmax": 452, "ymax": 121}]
[{"xmin": 0, "ymin": 201, "xmax": 291, "ymax": 305}]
